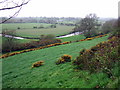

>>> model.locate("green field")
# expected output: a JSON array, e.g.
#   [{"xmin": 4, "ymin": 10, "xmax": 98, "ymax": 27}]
[
  {"xmin": 2, "ymin": 23, "xmax": 74, "ymax": 38},
  {"xmin": 1, "ymin": 36, "xmax": 38, "ymax": 44},
  {"xmin": 60, "ymin": 34, "xmax": 85, "ymax": 42},
  {"xmin": 2, "ymin": 23, "xmax": 52, "ymax": 30},
  {"xmin": 2, "ymin": 35, "xmax": 114, "ymax": 88}
]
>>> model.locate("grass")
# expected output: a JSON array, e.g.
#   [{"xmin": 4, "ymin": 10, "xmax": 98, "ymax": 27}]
[
  {"xmin": 2, "ymin": 23, "xmax": 74, "ymax": 38},
  {"xmin": 2, "ymin": 23, "xmax": 52, "ymax": 30},
  {"xmin": 2, "ymin": 35, "xmax": 112, "ymax": 88},
  {"xmin": 60, "ymin": 34, "xmax": 85, "ymax": 42},
  {"xmin": 1, "ymin": 36, "xmax": 39, "ymax": 44}
]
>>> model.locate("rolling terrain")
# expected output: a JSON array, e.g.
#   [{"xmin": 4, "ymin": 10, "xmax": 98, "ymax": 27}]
[{"xmin": 2, "ymin": 35, "xmax": 112, "ymax": 88}]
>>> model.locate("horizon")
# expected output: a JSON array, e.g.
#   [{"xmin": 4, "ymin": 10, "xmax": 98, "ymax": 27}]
[
  {"xmin": 0, "ymin": 0, "xmax": 119, "ymax": 18},
  {"xmin": 1, "ymin": 16, "xmax": 118, "ymax": 19}
]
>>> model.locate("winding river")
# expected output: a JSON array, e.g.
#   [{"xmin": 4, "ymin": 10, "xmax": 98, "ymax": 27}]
[{"xmin": 0, "ymin": 32, "xmax": 82, "ymax": 40}]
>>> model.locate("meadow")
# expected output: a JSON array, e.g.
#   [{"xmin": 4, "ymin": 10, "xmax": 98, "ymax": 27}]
[
  {"xmin": 2, "ymin": 23, "xmax": 74, "ymax": 38},
  {"xmin": 60, "ymin": 34, "xmax": 85, "ymax": 42},
  {"xmin": 2, "ymin": 35, "xmax": 114, "ymax": 88},
  {"xmin": 1, "ymin": 36, "xmax": 38, "ymax": 45}
]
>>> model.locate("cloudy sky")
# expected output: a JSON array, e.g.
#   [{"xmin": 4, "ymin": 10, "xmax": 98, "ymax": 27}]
[{"xmin": 1, "ymin": 0, "xmax": 119, "ymax": 18}]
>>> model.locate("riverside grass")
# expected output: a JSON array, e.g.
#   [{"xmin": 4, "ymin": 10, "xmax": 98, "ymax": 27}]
[{"xmin": 2, "ymin": 35, "xmax": 112, "ymax": 88}]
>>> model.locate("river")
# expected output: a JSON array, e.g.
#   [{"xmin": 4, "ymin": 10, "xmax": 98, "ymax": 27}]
[{"xmin": 0, "ymin": 32, "xmax": 82, "ymax": 40}]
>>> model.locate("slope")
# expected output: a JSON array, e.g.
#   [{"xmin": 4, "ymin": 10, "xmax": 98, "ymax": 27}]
[{"xmin": 2, "ymin": 35, "xmax": 110, "ymax": 88}]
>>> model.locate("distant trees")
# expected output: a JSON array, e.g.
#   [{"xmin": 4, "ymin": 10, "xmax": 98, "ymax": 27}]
[
  {"xmin": 74, "ymin": 14, "xmax": 100, "ymax": 38},
  {"xmin": 50, "ymin": 24, "xmax": 56, "ymax": 28},
  {"xmin": 1, "ymin": 17, "xmax": 81, "ymax": 24}
]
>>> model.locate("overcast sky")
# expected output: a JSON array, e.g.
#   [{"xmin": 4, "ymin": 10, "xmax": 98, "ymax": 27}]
[{"xmin": 1, "ymin": 0, "xmax": 120, "ymax": 18}]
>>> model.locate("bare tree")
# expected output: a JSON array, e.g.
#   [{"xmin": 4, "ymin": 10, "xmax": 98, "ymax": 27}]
[{"xmin": 0, "ymin": 0, "xmax": 31, "ymax": 24}]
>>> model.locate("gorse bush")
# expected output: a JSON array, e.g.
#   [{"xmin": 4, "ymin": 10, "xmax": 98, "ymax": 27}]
[
  {"xmin": 61, "ymin": 54, "xmax": 72, "ymax": 62},
  {"xmin": 73, "ymin": 35, "xmax": 119, "ymax": 76},
  {"xmin": 32, "ymin": 61, "xmax": 44, "ymax": 68},
  {"xmin": 56, "ymin": 54, "xmax": 72, "ymax": 65}
]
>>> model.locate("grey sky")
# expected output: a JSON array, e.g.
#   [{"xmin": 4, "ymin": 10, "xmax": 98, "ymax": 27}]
[{"xmin": 1, "ymin": 0, "xmax": 119, "ymax": 18}]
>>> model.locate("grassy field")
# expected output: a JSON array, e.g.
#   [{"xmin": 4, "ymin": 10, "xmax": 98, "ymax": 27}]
[
  {"xmin": 2, "ymin": 23, "xmax": 74, "ymax": 38},
  {"xmin": 2, "ymin": 23, "xmax": 52, "ymax": 30},
  {"xmin": 60, "ymin": 34, "xmax": 85, "ymax": 42},
  {"xmin": 1, "ymin": 36, "xmax": 38, "ymax": 44},
  {"xmin": 2, "ymin": 35, "xmax": 113, "ymax": 88}
]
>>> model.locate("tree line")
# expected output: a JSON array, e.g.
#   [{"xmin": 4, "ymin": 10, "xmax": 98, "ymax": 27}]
[
  {"xmin": 73, "ymin": 14, "xmax": 119, "ymax": 38},
  {"xmin": 1, "ymin": 17, "xmax": 81, "ymax": 24}
]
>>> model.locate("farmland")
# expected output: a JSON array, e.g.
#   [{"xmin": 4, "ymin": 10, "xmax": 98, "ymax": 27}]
[
  {"xmin": 1, "ymin": 16, "xmax": 119, "ymax": 89},
  {"xmin": 2, "ymin": 35, "xmax": 115, "ymax": 88},
  {"xmin": 60, "ymin": 34, "xmax": 85, "ymax": 42},
  {"xmin": 2, "ymin": 23, "xmax": 75, "ymax": 38}
]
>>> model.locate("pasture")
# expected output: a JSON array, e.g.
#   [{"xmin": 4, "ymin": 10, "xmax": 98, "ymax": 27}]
[
  {"xmin": 60, "ymin": 34, "xmax": 85, "ymax": 42},
  {"xmin": 2, "ymin": 35, "xmax": 113, "ymax": 88},
  {"xmin": 2, "ymin": 23, "xmax": 75, "ymax": 38},
  {"xmin": 1, "ymin": 36, "xmax": 38, "ymax": 44}
]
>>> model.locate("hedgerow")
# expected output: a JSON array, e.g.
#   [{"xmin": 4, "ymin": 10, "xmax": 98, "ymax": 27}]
[{"xmin": 1, "ymin": 34, "xmax": 107, "ymax": 59}]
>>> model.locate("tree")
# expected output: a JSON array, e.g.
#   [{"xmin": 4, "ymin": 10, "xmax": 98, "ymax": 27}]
[
  {"xmin": 2, "ymin": 30, "xmax": 18, "ymax": 52},
  {"xmin": 74, "ymin": 14, "xmax": 99, "ymax": 38},
  {"xmin": 0, "ymin": 0, "xmax": 31, "ymax": 24},
  {"xmin": 101, "ymin": 19, "xmax": 118, "ymax": 34}
]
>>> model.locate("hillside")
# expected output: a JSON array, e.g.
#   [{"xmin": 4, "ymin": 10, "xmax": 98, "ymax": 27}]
[{"xmin": 2, "ymin": 35, "xmax": 113, "ymax": 88}]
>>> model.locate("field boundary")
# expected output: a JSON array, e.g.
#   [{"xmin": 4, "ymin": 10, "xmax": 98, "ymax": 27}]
[{"xmin": 0, "ymin": 34, "xmax": 107, "ymax": 59}]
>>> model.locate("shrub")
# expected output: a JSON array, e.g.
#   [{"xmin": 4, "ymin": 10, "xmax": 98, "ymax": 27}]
[
  {"xmin": 56, "ymin": 58, "xmax": 65, "ymax": 65},
  {"xmin": 50, "ymin": 24, "xmax": 56, "ymax": 28},
  {"xmin": 61, "ymin": 54, "xmax": 72, "ymax": 62},
  {"xmin": 43, "ymin": 34, "xmax": 55, "ymax": 40},
  {"xmin": 32, "ymin": 61, "xmax": 44, "ymax": 68},
  {"xmin": 17, "ymin": 27, "xmax": 20, "ymax": 29},
  {"xmin": 73, "ymin": 36, "xmax": 119, "ymax": 74},
  {"xmin": 33, "ymin": 26, "xmax": 37, "ymax": 29},
  {"xmin": 56, "ymin": 54, "xmax": 72, "ymax": 65}
]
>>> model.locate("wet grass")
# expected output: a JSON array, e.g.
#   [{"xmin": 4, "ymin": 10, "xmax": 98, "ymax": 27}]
[{"xmin": 2, "ymin": 36, "xmax": 112, "ymax": 88}]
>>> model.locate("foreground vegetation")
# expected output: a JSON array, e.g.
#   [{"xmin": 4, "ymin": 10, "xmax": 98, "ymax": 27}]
[
  {"xmin": 73, "ymin": 36, "xmax": 119, "ymax": 88},
  {"xmin": 2, "ymin": 36, "xmax": 113, "ymax": 88}
]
